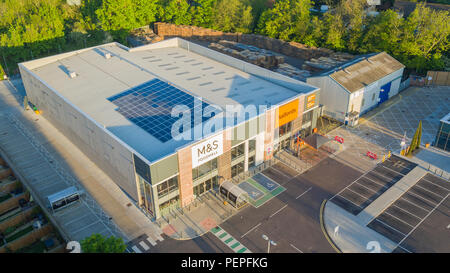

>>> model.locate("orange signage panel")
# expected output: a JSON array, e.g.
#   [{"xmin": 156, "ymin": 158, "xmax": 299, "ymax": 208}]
[
  {"xmin": 278, "ymin": 99, "xmax": 299, "ymax": 127},
  {"xmin": 306, "ymin": 94, "xmax": 316, "ymax": 109},
  {"xmin": 307, "ymin": 94, "xmax": 316, "ymax": 102}
]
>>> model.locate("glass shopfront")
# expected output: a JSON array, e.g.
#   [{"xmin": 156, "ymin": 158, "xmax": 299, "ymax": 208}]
[
  {"xmin": 192, "ymin": 158, "xmax": 218, "ymax": 180},
  {"xmin": 138, "ymin": 175, "xmax": 155, "ymax": 217},
  {"xmin": 193, "ymin": 176, "xmax": 218, "ymax": 197}
]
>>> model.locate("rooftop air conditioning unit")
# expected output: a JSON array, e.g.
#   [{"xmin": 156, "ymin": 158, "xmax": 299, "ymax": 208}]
[
  {"xmin": 69, "ymin": 71, "xmax": 77, "ymax": 78},
  {"xmin": 105, "ymin": 53, "xmax": 112, "ymax": 59}
]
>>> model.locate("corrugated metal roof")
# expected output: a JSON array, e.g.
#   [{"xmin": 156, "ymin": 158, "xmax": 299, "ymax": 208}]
[{"xmin": 329, "ymin": 52, "xmax": 404, "ymax": 93}]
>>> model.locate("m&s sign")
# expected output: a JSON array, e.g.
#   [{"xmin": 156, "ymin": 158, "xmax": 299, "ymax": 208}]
[{"xmin": 191, "ymin": 134, "xmax": 223, "ymax": 168}]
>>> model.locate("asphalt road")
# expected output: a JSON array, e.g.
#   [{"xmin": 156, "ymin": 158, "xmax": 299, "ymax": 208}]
[
  {"xmin": 146, "ymin": 157, "xmax": 363, "ymax": 253},
  {"xmin": 218, "ymin": 157, "xmax": 363, "ymax": 253}
]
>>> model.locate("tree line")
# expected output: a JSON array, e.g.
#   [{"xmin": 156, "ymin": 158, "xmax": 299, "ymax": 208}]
[{"xmin": 0, "ymin": 0, "xmax": 448, "ymax": 75}]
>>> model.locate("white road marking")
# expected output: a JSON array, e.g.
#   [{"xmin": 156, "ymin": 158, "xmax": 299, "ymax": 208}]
[
  {"xmin": 270, "ymin": 204, "xmax": 288, "ymax": 218},
  {"xmin": 241, "ymin": 223, "xmax": 261, "ymax": 238},
  {"xmin": 391, "ymin": 204, "xmax": 422, "ymax": 221},
  {"xmin": 131, "ymin": 246, "xmax": 142, "ymax": 253},
  {"xmin": 290, "ymin": 244, "xmax": 303, "ymax": 253},
  {"xmin": 139, "ymin": 241, "xmax": 150, "ymax": 251},
  {"xmin": 394, "ymin": 193, "xmax": 449, "ymax": 249},
  {"xmin": 447, "ymin": 224, "xmax": 450, "ymax": 229},
  {"xmin": 296, "ymin": 187, "xmax": 312, "ymax": 199},
  {"xmin": 383, "ymin": 211, "xmax": 415, "ymax": 228},
  {"xmin": 397, "ymin": 245, "xmax": 412, "ymax": 253}
]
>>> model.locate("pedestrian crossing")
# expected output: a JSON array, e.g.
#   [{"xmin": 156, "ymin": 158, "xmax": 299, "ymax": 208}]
[
  {"xmin": 211, "ymin": 226, "xmax": 252, "ymax": 253},
  {"xmin": 127, "ymin": 234, "xmax": 160, "ymax": 253}
]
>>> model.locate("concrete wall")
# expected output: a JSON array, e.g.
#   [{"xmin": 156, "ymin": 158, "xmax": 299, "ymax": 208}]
[{"xmin": 19, "ymin": 66, "xmax": 139, "ymax": 201}]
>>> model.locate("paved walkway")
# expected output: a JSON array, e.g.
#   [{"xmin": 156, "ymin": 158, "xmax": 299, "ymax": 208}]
[
  {"xmin": 0, "ymin": 79, "xmax": 163, "ymax": 246},
  {"xmin": 158, "ymin": 190, "xmax": 234, "ymax": 240}
]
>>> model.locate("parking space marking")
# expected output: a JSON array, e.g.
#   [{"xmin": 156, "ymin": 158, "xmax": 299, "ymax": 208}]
[
  {"xmin": 345, "ymin": 187, "xmax": 371, "ymax": 200},
  {"xmin": 391, "ymin": 204, "xmax": 423, "ymax": 220},
  {"xmin": 290, "ymin": 244, "xmax": 303, "ymax": 253},
  {"xmin": 399, "ymin": 197, "xmax": 431, "ymax": 213},
  {"xmin": 270, "ymin": 204, "xmax": 288, "ymax": 218},
  {"xmin": 362, "ymin": 175, "xmax": 390, "ymax": 189},
  {"xmin": 394, "ymin": 193, "xmax": 449, "ymax": 249},
  {"xmin": 383, "ymin": 211, "xmax": 415, "ymax": 228},
  {"xmin": 296, "ymin": 187, "xmax": 312, "ymax": 199},
  {"xmin": 421, "ymin": 177, "xmax": 450, "ymax": 192},
  {"xmin": 241, "ymin": 223, "xmax": 261, "ymax": 238},
  {"xmin": 397, "ymin": 245, "xmax": 412, "ymax": 253},
  {"xmin": 414, "ymin": 184, "xmax": 446, "ymax": 199},
  {"xmin": 336, "ymin": 194, "xmax": 364, "ymax": 209},
  {"xmin": 375, "ymin": 218, "xmax": 407, "ymax": 237},
  {"xmin": 354, "ymin": 181, "xmax": 377, "ymax": 194},
  {"xmin": 406, "ymin": 190, "xmax": 439, "ymax": 207}
]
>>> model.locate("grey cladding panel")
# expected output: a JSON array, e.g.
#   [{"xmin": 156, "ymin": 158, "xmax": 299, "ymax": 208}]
[{"xmin": 133, "ymin": 154, "xmax": 151, "ymax": 183}]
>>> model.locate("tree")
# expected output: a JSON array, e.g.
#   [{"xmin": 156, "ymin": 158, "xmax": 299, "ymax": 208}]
[
  {"xmin": 191, "ymin": 0, "xmax": 215, "ymax": 28},
  {"xmin": 212, "ymin": 0, "xmax": 254, "ymax": 33},
  {"xmin": 0, "ymin": 63, "xmax": 4, "ymax": 80},
  {"xmin": 256, "ymin": 0, "xmax": 312, "ymax": 41},
  {"xmin": 160, "ymin": 0, "xmax": 193, "ymax": 26},
  {"xmin": 80, "ymin": 234, "xmax": 127, "ymax": 253},
  {"xmin": 95, "ymin": 0, "xmax": 140, "ymax": 41},
  {"xmin": 400, "ymin": 3, "xmax": 450, "ymax": 72},
  {"xmin": 407, "ymin": 120, "xmax": 422, "ymax": 156},
  {"xmin": 360, "ymin": 10, "xmax": 404, "ymax": 54}
]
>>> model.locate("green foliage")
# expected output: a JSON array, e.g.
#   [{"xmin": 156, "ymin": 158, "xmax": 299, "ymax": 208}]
[
  {"xmin": 256, "ymin": 0, "xmax": 313, "ymax": 41},
  {"xmin": 407, "ymin": 120, "xmax": 423, "ymax": 155},
  {"xmin": 0, "ymin": 63, "xmax": 4, "ymax": 80},
  {"xmin": 0, "ymin": 0, "xmax": 448, "ymax": 75},
  {"xmin": 160, "ymin": 0, "xmax": 193, "ymax": 26},
  {"xmin": 212, "ymin": 0, "xmax": 254, "ymax": 33},
  {"xmin": 80, "ymin": 233, "xmax": 127, "ymax": 253}
]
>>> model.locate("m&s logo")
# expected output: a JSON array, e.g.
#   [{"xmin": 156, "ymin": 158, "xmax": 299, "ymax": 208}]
[
  {"xmin": 191, "ymin": 135, "xmax": 223, "ymax": 168},
  {"xmin": 197, "ymin": 140, "xmax": 219, "ymax": 157}
]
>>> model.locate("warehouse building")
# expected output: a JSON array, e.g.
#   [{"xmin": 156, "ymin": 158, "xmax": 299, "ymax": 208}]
[
  {"xmin": 19, "ymin": 38, "xmax": 320, "ymax": 219},
  {"xmin": 307, "ymin": 52, "xmax": 405, "ymax": 126}
]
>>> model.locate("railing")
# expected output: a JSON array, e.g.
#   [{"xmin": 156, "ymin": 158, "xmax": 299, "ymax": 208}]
[
  {"xmin": 230, "ymin": 158, "xmax": 277, "ymax": 185},
  {"xmin": 426, "ymin": 164, "xmax": 450, "ymax": 181},
  {"xmin": 7, "ymin": 113, "xmax": 129, "ymax": 242}
]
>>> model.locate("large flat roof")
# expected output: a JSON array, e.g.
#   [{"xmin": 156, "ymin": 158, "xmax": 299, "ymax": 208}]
[{"xmin": 21, "ymin": 38, "xmax": 318, "ymax": 163}]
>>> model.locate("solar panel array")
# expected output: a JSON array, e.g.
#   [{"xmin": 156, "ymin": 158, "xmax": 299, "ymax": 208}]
[{"xmin": 108, "ymin": 78, "xmax": 221, "ymax": 142}]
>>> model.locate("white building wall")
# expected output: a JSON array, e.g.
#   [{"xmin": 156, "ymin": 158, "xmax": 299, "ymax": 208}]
[
  {"xmin": 255, "ymin": 132, "xmax": 265, "ymax": 166},
  {"xmin": 307, "ymin": 76, "xmax": 349, "ymax": 122},
  {"xmin": 19, "ymin": 66, "xmax": 139, "ymax": 200}
]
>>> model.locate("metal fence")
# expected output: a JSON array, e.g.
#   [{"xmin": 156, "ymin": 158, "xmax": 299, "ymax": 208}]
[
  {"xmin": 7, "ymin": 113, "xmax": 129, "ymax": 242},
  {"xmin": 426, "ymin": 164, "xmax": 450, "ymax": 181}
]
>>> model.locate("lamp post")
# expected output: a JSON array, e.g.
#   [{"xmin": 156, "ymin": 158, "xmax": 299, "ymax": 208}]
[{"xmin": 262, "ymin": 234, "xmax": 276, "ymax": 253}]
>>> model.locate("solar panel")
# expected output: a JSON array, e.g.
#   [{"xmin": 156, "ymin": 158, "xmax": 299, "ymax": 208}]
[{"xmin": 108, "ymin": 79, "xmax": 221, "ymax": 142}]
